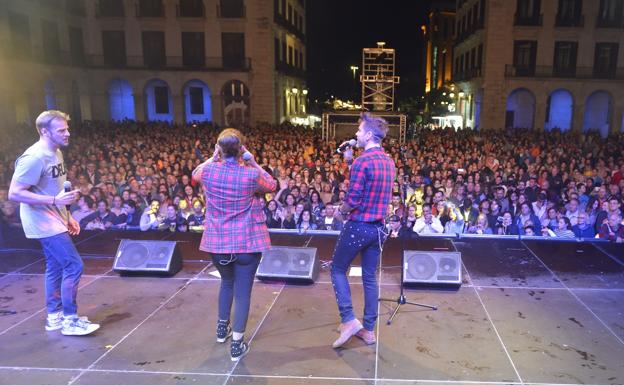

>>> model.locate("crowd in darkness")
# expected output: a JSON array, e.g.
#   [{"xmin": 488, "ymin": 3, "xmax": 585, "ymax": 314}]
[{"xmin": 0, "ymin": 120, "xmax": 623, "ymax": 243}]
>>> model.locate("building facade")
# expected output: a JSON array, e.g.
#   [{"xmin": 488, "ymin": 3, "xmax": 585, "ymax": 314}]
[
  {"xmin": 0, "ymin": 0, "xmax": 307, "ymax": 129},
  {"xmin": 453, "ymin": 0, "xmax": 624, "ymax": 136},
  {"xmin": 424, "ymin": 1, "xmax": 455, "ymax": 95}
]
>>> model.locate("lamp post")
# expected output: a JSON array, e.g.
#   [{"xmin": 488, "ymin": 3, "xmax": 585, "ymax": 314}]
[{"xmin": 350, "ymin": 65, "xmax": 359, "ymax": 79}]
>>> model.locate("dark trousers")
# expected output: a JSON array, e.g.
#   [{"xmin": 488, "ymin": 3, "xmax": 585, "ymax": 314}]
[
  {"xmin": 211, "ymin": 253, "xmax": 261, "ymax": 333},
  {"xmin": 331, "ymin": 221, "xmax": 386, "ymax": 331}
]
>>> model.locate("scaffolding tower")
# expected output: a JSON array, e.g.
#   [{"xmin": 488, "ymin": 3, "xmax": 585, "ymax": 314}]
[
  {"xmin": 322, "ymin": 42, "xmax": 406, "ymax": 144},
  {"xmin": 360, "ymin": 42, "xmax": 400, "ymax": 112}
]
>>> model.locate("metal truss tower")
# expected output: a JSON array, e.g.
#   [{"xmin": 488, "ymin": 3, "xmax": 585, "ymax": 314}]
[{"xmin": 360, "ymin": 42, "xmax": 400, "ymax": 112}]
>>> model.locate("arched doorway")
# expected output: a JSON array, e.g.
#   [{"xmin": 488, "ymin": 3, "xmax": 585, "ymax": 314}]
[
  {"xmin": 221, "ymin": 80, "xmax": 250, "ymax": 126},
  {"xmin": 505, "ymin": 88, "xmax": 535, "ymax": 129},
  {"xmin": 183, "ymin": 79, "xmax": 212, "ymax": 123},
  {"xmin": 144, "ymin": 79, "xmax": 173, "ymax": 122},
  {"xmin": 545, "ymin": 89, "xmax": 573, "ymax": 132},
  {"xmin": 108, "ymin": 79, "xmax": 135, "ymax": 121},
  {"xmin": 583, "ymin": 91, "xmax": 612, "ymax": 138}
]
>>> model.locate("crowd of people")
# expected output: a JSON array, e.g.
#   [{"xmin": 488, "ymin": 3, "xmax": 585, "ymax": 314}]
[{"xmin": 1, "ymin": 120, "xmax": 623, "ymax": 243}]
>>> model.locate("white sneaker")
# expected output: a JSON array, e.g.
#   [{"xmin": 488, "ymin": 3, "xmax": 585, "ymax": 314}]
[
  {"xmin": 61, "ymin": 316, "xmax": 100, "ymax": 336},
  {"xmin": 45, "ymin": 311, "xmax": 63, "ymax": 331}
]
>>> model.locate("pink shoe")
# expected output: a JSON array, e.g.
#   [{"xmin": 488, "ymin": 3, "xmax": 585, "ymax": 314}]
[
  {"xmin": 355, "ymin": 328, "xmax": 376, "ymax": 345},
  {"xmin": 332, "ymin": 319, "xmax": 363, "ymax": 348}
]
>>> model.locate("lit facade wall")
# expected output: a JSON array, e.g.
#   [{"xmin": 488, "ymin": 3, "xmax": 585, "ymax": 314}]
[{"xmin": 454, "ymin": 0, "xmax": 624, "ymax": 135}]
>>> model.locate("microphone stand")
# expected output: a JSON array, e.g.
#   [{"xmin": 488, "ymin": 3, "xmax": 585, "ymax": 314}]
[{"xmin": 378, "ymin": 236, "xmax": 437, "ymax": 325}]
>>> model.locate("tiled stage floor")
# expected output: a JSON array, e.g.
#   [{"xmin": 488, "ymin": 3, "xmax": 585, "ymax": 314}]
[{"xmin": 0, "ymin": 230, "xmax": 623, "ymax": 385}]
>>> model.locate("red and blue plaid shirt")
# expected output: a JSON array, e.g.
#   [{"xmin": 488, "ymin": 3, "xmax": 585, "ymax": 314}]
[
  {"xmin": 199, "ymin": 159, "xmax": 277, "ymax": 253},
  {"xmin": 346, "ymin": 146, "xmax": 396, "ymax": 223}
]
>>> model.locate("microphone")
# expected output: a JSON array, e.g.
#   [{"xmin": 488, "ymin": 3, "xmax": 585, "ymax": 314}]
[
  {"xmin": 63, "ymin": 181, "xmax": 72, "ymax": 212},
  {"xmin": 242, "ymin": 151, "xmax": 253, "ymax": 162},
  {"xmin": 337, "ymin": 139, "xmax": 356, "ymax": 153}
]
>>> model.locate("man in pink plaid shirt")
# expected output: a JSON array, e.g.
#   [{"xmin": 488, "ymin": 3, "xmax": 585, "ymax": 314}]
[{"xmin": 192, "ymin": 128, "xmax": 276, "ymax": 361}]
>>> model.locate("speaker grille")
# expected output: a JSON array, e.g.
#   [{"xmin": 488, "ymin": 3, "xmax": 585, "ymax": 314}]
[
  {"xmin": 257, "ymin": 246, "xmax": 319, "ymax": 283},
  {"xmin": 118, "ymin": 243, "xmax": 150, "ymax": 268},
  {"xmin": 403, "ymin": 251, "xmax": 462, "ymax": 285},
  {"xmin": 405, "ymin": 253, "xmax": 437, "ymax": 280},
  {"xmin": 114, "ymin": 239, "xmax": 181, "ymax": 275}
]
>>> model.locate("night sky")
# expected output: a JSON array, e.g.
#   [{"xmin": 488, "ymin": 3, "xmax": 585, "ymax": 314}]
[{"xmin": 306, "ymin": 0, "xmax": 430, "ymax": 108}]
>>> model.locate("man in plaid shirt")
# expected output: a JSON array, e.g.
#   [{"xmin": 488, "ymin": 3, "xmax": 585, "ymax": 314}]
[
  {"xmin": 193, "ymin": 128, "xmax": 276, "ymax": 361},
  {"xmin": 331, "ymin": 113, "xmax": 396, "ymax": 348}
]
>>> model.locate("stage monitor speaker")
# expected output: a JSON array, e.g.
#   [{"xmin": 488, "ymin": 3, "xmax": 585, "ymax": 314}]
[
  {"xmin": 113, "ymin": 239, "xmax": 182, "ymax": 276},
  {"xmin": 403, "ymin": 251, "xmax": 462, "ymax": 286},
  {"xmin": 256, "ymin": 246, "xmax": 319, "ymax": 284}
]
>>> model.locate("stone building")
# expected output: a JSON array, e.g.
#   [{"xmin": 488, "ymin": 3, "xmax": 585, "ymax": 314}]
[
  {"xmin": 0, "ymin": 0, "xmax": 307, "ymax": 129},
  {"xmin": 453, "ymin": 0, "xmax": 624, "ymax": 136}
]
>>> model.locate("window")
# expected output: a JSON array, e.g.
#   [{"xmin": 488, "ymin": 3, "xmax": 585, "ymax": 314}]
[
  {"xmin": 8, "ymin": 12, "xmax": 31, "ymax": 58},
  {"xmin": 221, "ymin": 33, "xmax": 245, "ymax": 69},
  {"xmin": 274, "ymin": 37, "xmax": 281, "ymax": 65},
  {"xmin": 178, "ymin": 0, "xmax": 204, "ymax": 17},
  {"xmin": 182, "ymin": 32, "xmax": 205, "ymax": 67},
  {"xmin": 515, "ymin": 0, "xmax": 541, "ymax": 25},
  {"xmin": 154, "ymin": 86, "xmax": 169, "ymax": 113},
  {"xmin": 41, "ymin": 19, "xmax": 61, "ymax": 63},
  {"xmin": 556, "ymin": 0, "xmax": 582, "ymax": 26},
  {"xmin": 142, "ymin": 31, "xmax": 166, "ymax": 68},
  {"xmin": 593, "ymin": 42, "xmax": 618, "ymax": 78},
  {"xmin": 597, "ymin": 0, "xmax": 623, "ymax": 27},
  {"xmin": 288, "ymin": 46, "xmax": 293, "ymax": 65},
  {"xmin": 189, "ymin": 87, "xmax": 204, "ymax": 114},
  {"xmin": 138, "ymin": 0, "xmax": 164, "ymax": 17},
  {"xmin": 477, "ymin": 44, "xmax": 483, "ymax": 68},
  {"xmin": 513, "ymin": 40, "xmax": 537, "ymax": 76},
  {"xmin": 66, "ymin": 0, "xmax": 85, "ymax": 15},
  {"xmin": 102, "ymin": 31, "xmax": 126, "ymax": 67},
  {"xmin": 219, "ymin": 0, "xmax": 244, "ymax": 18},
  {"xmin": 553, "ymin": 41, "xmax": 578, "ymax": 76},
  {"xmin": 69, "ymin": 26, "xmax": 85, "ymax": 65},
  {"xmin": 97, "ymin": 0, "xmax": 124, "ymax": 17}
]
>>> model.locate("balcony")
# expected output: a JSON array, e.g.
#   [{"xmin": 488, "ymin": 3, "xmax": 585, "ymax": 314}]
[
  {"xmin": 95, "ymin": 1, "xmax": 125, "ymax": 17},
  {"xmin": 453, "ymin": 67, "xmax": 483, "ymax": 82},
  {"xmin": 555, "ymin": 14, "xmax": 584, "ymax": 27},
  {"xmin": 273, "ymin": 12, "xmax": 306, "ymax": 41},
  {"xmin": 455, "ymin": 19, "xmax": 484, "ymax": 44},
  {"xmin": 135, "ymin": 2, "xmax": 165, "ymax": 18},
  {"xmin": 505, "ymin": 65, "xmax": 624, "ymax": 79},
  {"xmin": 92, "ymin": 55, "xmax": 252, "ymax": 71},
  {"xmin": 596, "ymin": 17, "xmax": 624, "ymax": 28},
  {"xmin": 276, "ymin": 61, "xmax": 306, "ymax": 79},
  {"xmin": 176, "ymin": 1, "xmax": 205, "ymax": 17},
  {"xmin": 514, "ymin": 13, "xmax": 543, "ymax": 26}
]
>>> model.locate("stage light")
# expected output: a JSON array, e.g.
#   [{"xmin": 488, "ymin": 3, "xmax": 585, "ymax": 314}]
[
  {"xmin": 302, "ymin": 89, "xmax": 308, "ymax": 95},
  {"xmin": 291, "ymin": 87, "xmax": 298, "ymax": 94},
  {"xmin": 458, "ymin": 91, "xmax": 465, "ymax": 98}
]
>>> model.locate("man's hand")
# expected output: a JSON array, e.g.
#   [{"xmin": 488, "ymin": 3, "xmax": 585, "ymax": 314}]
[
  {"xmin": 68, "ymin": 216, "xmax": 80, "ymax": 236},
  {"xmin": 210, "ymin": 144, "xmax": 221, "ymax": 162},
  {"xmin": 55, "ymin": 189, "xmax": 80, "ymax": 206}
]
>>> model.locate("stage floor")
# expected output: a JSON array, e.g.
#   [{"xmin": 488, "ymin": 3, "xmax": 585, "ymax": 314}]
[{"xmin": 0, "ymin": 230, "xmax": 623, "ymax": 385}]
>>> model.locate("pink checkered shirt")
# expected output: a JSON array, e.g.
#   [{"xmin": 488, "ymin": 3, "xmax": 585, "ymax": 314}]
[{"xmin": 199, "ymin": 159, "xmax": 277, "ymax": 253}]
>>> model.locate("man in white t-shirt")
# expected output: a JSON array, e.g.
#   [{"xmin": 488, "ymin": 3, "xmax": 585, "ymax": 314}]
[{"xmin": 9, "ymin": 110, "xmax": 100, "ymax": 336}]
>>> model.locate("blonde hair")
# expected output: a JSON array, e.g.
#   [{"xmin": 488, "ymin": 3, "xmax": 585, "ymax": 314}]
[
  {"xmin": 35, "ymin": 110, "xmax": 70, "ymax": 135},
  {"xmin": 359, "ymin": 112, "xmax": 388, "ymax": 143}
]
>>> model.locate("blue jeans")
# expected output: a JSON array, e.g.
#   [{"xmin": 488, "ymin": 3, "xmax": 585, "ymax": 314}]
[
  {"xmin": 211, "ymin": 253, "xmax": 261, "ymax": 333},
  {"xmin": 39, "ymin": 232, "xmax": 84, "ymax": 316},
  {"xmin": 331, "ymin": 221, "xmax": 387, "ymax": 331}
]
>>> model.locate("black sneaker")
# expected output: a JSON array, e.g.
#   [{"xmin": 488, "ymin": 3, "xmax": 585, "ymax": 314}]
[
  {"xmin": 230, "ymin": 339, "xmax": 249, "ymax": 361},
  {"xmin": 216, "ymin": 320, "xmax": 232, "ymax": 343}
]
